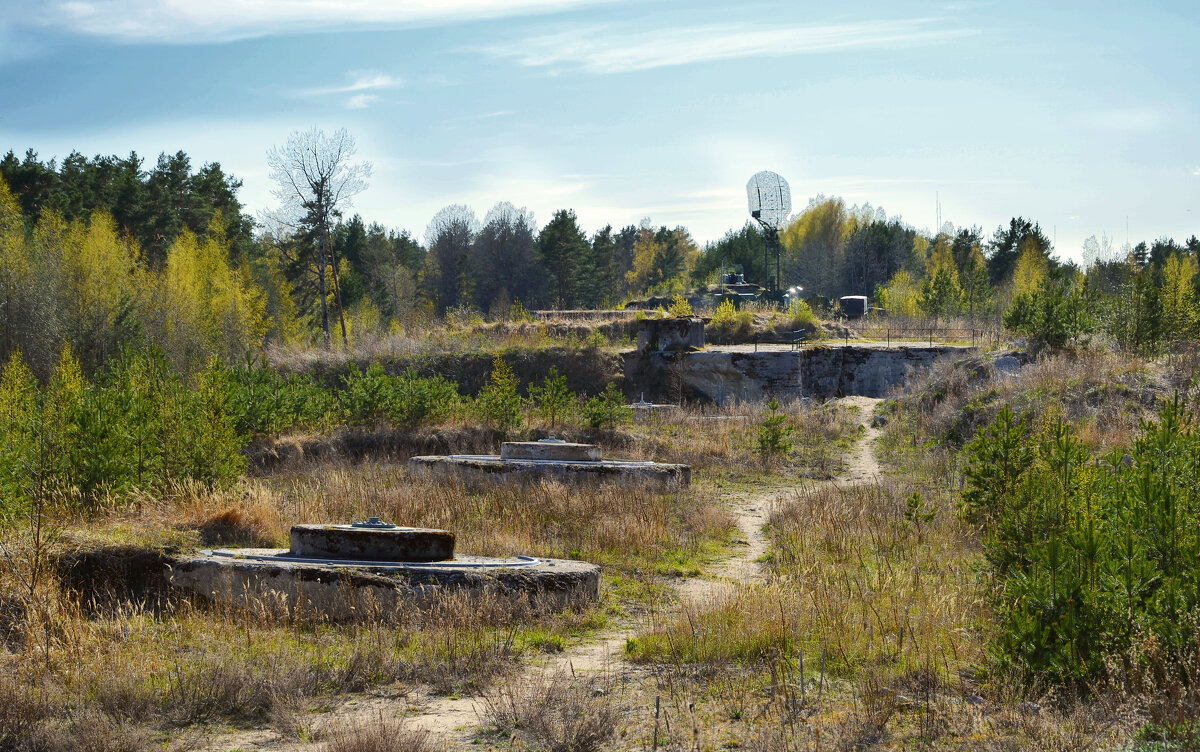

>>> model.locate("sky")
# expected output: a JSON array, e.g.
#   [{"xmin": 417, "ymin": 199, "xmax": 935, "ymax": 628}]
[{"xmin": 0, "ymin": 0, "xmax": 1197, "ymax": 261}]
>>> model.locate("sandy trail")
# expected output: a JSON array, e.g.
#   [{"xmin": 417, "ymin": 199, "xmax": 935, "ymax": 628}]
[
  {"xmin": 190, "ymin": 397, "xmax": 882, "ymax": 751},
  {"xmin": 405, "ymin": 396, "xmax": 883, "ymax": 745}
]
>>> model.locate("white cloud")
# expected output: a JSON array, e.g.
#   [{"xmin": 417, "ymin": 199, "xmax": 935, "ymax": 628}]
[
  {"xmin": 296, "ymin": 70, "xmax": 400, "ymax": 108},
  {"xmin": 345, "ymin": 93, "xmax": 378, "ymax": 110},
  {"xmin": 33, "ymin": 0, "xmax": 605, "ymax": 43},
  {"xmin": 480, "ymin": 18, "xmax": 976, "ymax": 74},
  {"xmin": 304, "ymin": 70, "xmax": 403, "ymax": 97},
  {"xmin": 1193, "ymin": 167, "xmax": 1200, "ymax": 176}
]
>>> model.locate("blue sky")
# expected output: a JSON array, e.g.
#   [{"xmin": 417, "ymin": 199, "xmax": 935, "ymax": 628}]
[{"xmin": 0, "ymin": 0, "xmax": 1197, "ymax": 260}]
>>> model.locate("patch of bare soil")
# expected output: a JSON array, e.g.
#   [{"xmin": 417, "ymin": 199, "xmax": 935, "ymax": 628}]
[{"xmin": 183, "ymin": 397, "xmax": 882, "ymax": 751}]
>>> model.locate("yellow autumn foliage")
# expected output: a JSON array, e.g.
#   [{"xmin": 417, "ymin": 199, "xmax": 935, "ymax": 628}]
[
  {"xmin": 1011, "ymin": 239, "xmax": 1049, "ymax": 298},
  {"xmin": 158, "ymin": 213, "xmax": 268, "ymax": 370}
]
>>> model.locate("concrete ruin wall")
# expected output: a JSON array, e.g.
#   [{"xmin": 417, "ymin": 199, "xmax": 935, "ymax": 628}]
[
  {"xmin": 636, "ymin": 318, "xmax": 705, "ymax": 353},
  {"xmin": 625, "ymin": 345, "xmax": 974, "ymax": 402}
]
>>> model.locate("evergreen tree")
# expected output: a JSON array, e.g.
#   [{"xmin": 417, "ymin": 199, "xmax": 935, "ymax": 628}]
[
  {"xmin": 960, "ymin": 245, "xmax": 993, "ymax": 318},
  {"xmin": 694, "ymin": 222, "xmax": 766, "ymax": 288},
  {"xmin": 423, "ymin": 204, "xmax": 478, "ymax": 313},
  {"xmin": 537, "ymin": 209, "xmax": 590, "ymax": 309},
  {"xmin": 919, "ymin": 235, "xmax": 962, "ymax": 318},
  {"xmin": 472, "ymin": 202, "xmax": 541, "ymax": 311},
  {"xmin": 987, "ymin": 217, "xmax": 1051, "ymax": 285},
  {"xmin": 587, "ymin": 225, "xmax": 616, "ymax": 307}
]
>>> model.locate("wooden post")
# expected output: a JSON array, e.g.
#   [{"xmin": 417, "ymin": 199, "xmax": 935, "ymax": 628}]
[{"xmin": 653, "ymin": 695, "xmax": 660, "ymax": 752}]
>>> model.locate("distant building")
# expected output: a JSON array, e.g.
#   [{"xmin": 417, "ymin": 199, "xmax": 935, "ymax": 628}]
[{"xmin": 839, "ymin": 296, "xmax": 869, "ymax": 318}]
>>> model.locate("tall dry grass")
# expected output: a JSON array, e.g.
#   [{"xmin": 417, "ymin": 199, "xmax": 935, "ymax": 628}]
[
  {"xmin": 621, "ymin": 473, "xmax": 1144, "ymax": 750},
  {"xmin": 0, "ymin": 443, "xmax": 736, "ymax": 750},
  {"xmin": 885, "ymin": 348, "xmax": 1168, "ymax": 453},
  {"xmin": 483, "ymin": 670, "xmax": 620, "ymax": 752},
  {"xmin": 246, "ymin": 396, "xmax": 863, "ymax": 484},
  {"xmin": 628, "ymin": 479, "xmax": 984, "ymax": 675},
  {"xmin": 319, "ymin": 716, "xmax": 441, "ymax": 752},
  {"xmin": 607, "ymin": 397, "xmax": 861, "ymax": 478}
]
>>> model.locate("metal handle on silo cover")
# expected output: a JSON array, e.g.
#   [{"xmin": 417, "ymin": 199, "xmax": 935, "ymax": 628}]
[{"xmin": 351, "ymin": 517, "xmax": 396, "ymax": 529}]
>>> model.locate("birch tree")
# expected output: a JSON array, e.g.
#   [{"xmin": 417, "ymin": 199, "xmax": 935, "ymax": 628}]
[{"xmin": 263, "ymin": 128, "xmax": 371, "ymax": 348}]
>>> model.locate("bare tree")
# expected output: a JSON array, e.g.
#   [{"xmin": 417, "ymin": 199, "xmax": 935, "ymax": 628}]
[{"xmin": 262, "ymin": 128, "xmax": 371, "ymax": 348}]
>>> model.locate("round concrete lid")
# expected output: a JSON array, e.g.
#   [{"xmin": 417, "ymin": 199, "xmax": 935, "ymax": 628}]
[
  {"xmin": 500, "ymin": 441, "xmax": 602, "ymax": 462},
  {"xmin": 290, "ymin": 524, "xmax": 455, "ymax": 562}
]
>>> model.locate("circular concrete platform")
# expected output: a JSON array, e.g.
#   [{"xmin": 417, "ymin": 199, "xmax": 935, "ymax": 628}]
[
  {"xmin": 168, "ymin": 548, "xmax": 600, "ymax": 619},
  {"xmin": 408, "ymin": 455, "xmax": 691, "ymax": 491}
]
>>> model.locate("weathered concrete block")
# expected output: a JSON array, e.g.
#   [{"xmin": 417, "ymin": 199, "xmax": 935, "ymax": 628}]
[
  {"xmin": 408, "ymin": 455, "xmax": 690, "ymax": 492},
  {"xmin": 500, "ymin": 440, "xmax": 602, "ymax": 462},
  {"xmin": 290, "ymin": 524, "xmax": 455, "ymax": 562},
  {"xmin": 993, "ymin": 355, "xmax": 1021, "ymax": 376},
  {"xmin": 637, "ymin": 318, "xmax": 705, "ymax": 353}
]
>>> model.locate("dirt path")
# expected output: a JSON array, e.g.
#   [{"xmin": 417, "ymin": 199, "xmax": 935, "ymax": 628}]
[
  {"xmin": 841, "ymin": 395, "xmax": 883, "ymax": 482},
  {"xmin": 190, "ymin": 397, "xmax": 882, "ymax": 751},
  {"xmin": 404, "ymin": 396, "xmax": 883, "ymax": 745}
]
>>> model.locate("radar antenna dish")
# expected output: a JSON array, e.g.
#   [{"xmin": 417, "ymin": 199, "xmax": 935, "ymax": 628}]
[
  {"xmin": 745, "ymin": 170, "xmax": 792, "ymax": 293},
  {"xmin": 746, "ymin": 170, "xmax": 792, "ymax": 230}
]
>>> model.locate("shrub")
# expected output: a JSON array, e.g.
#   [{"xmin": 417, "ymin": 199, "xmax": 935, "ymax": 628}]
[
  {"xmin": 509, "ymin": 299, "xmax": 535, "ymax": 323},
  {"xmin": 474, "ymin": 356, "xmax": 523, "ymax": 433},
  {"xmin": 1002, "ymin": 279, "xmax": 1092, "ymax": 350},
  {"xmin": 756, "ymin": 397, "xmax": 794, "ymax": 460},
  {"xmin": 528, "ymin": 366, "xmax": 574, "ymax": 428},
  {"xmin": 340, "ymin": 362, "xmax": 395, "ymax": 426},
  {"xmin": 389, "ymin": 368, "xmax": 459, "ymax": 429},
  {"xmin": 1, "ymin": 346, "xmax": 248, "ymax": 514},
  {"xmin": 711, "ymin": 298, "xmax": 738, "ymax": 326},
  {"xmin": 708, "ymin": 298, "xmax": 754, "ymax": 342},
  {"xmin": 581, "ymin": 382, "xmax": 631, "ymax": 430},
  {"xmin": 320, "ymin": 717, "xmax": 437, "ymax": 752},
  {"xmin": 667, "ymin": 294, "xmax": 693, "ymax": 318},
  {"xmin": 227, "ymin": 356, "xmax": 336, "ymax": 436},
  {"xmin": 787, "ymin": 298, "xmax": 818, "ymax": 331},
  {"xmin": 964, "ymin": 395, "xmax": 1200, "ymax": 684}
]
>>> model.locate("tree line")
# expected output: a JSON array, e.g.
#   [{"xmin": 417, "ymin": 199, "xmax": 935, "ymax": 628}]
[{"xmin": 4, "ymin": 137, "xmax": 1199, "ymax": 373}]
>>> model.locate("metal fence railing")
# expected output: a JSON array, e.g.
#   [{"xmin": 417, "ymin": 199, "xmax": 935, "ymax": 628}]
[
  {"xmin": 708, "ymin": 327, "xmax": 1001, "ymax": 350},
  {"xmin": 868, "ymin": 327, "xmax": 1002, "ymax": 348},
  {"xmin": 704, "ymin": 331, "xmax": 810, "ymax": 350}
]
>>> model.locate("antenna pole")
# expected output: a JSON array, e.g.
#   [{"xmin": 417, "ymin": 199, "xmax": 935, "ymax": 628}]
[
  {"xmin": 775, "ymin": 227, "xmax": 781, "ymax": 295},
  {"xmin": 763, "ymin": 223, "xmax": 770, "ymax": 291}
]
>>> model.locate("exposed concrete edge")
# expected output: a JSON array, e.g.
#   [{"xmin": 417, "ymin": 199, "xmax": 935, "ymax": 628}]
[
  {"xmin": 407, "ymin": 455, "xmax": 691, "ymax": 491},
  {"xmin": 169, "ymin": 552, "xmax": 600, "ymax": 620}
]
